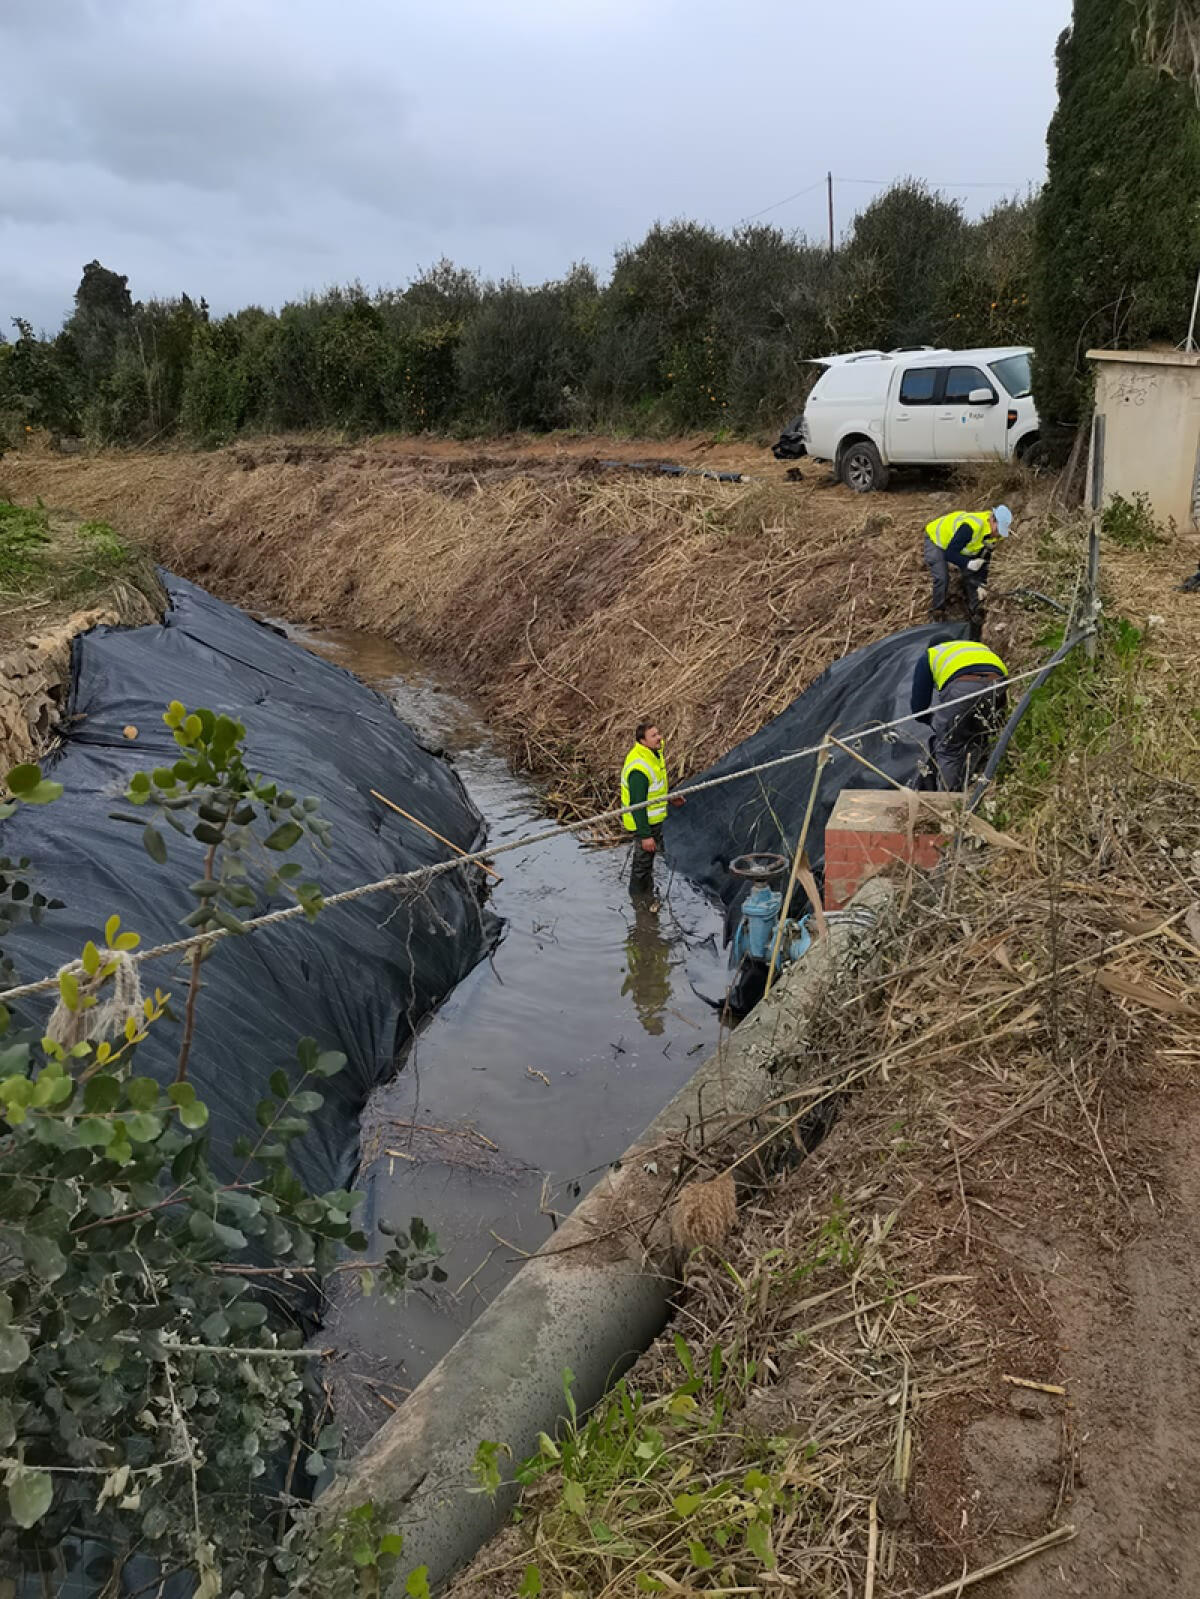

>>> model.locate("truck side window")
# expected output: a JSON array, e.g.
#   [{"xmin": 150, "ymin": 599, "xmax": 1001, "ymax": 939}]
[
  {"xmin": 944, "ymin": 366, "xmax": 995, "ymax": 403},
  {"xmin": 898, "ymin": 369, "xmax": 938, "ymax": 405}
]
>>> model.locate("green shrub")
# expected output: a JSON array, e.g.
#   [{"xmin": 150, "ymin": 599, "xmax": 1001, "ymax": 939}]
[
  {"xmin": 0, "ymin": 725, "xmax": 329, "ymax": 1587},
  {"xmin": 180, "ymin": 323, "xmax": 247, "ymax": 445},
  {"xmin": 934, "ymin": 196, "xmax": 1035, "ymax": 348},
  {"xmin": 0, "ymin": 321, "xmax": 80, "ymax": 440},
  {"xmin": 456, "ymin": 270, "xmax": 598, "ymax": 432},
  {"xmin": 380, "ymin": 321, "xmax": 463, "ymax": 431},
  {"xmin": 0, "ymin": 713, "xmax": 442, "ymax": 1593},
  {"xmin": 839, "ymin": 178, "xmax": 966, "ymax": 347},
  {"xmin": 1100, "ymin": 490, "xmax": 1168, "ymax": 548}
]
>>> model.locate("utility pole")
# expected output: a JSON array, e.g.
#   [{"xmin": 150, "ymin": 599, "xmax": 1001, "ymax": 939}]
[{"xmin": 827, "ymin": 172, "xmax": 835, "ymax": 257}]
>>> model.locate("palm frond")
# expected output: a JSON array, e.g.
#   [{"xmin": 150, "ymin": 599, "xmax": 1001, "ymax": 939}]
[{"xmin": 1132, "ymin": 0, "xmax": 1200, "ymax": 98}]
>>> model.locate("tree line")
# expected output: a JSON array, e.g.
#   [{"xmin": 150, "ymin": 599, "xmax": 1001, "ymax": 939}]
[
  {"xmin": 0, "ymin": 183, "xmax": 1036, "ymax": 449},
  {"xmin": 1, "ymin": 0, "xmax": 1197, "ymax": 455}
]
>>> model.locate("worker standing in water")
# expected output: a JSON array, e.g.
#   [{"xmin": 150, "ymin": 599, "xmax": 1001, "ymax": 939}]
[
  {"xmin": 620, "ymin": 720, "xmax": 683, "ymax": 899},
  {"xmin": 911, "ymin": 640, "xmax": 1009, "ymax": 792},
  {"xmin": 923, "ymin": 504, "xmax": 1012, "ymax": 639}
]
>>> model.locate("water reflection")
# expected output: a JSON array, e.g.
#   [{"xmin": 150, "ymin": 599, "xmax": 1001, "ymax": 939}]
[
  {"xmin": 622, "ymin": 899, "xmax": 673, "ymax": 1037},
  {"xmin": 279, "ymin": 622, "xmax": 727, "ymax": 1433}
]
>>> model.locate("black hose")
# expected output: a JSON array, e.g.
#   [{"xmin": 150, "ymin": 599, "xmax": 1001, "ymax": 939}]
[
  {"xmin": 997, "ymin": 587, "xmax": 1068, "ymax": 613},
  {"xmin": 966, "ymin": 626, "xmax": 1095, "ymax": 812}
]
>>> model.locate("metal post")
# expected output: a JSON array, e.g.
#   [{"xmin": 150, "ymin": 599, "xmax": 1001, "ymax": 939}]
[
  {"xmin": 827, "ymin": 172, "xmax": 835, "ymax": 257},
  {"xmin": 1085, "ymin": 413, "xmax": 1104, "ymax": 662},
  {"xmin": 1187, "ymin": 263, "xmax": 1200, "ymax": 352}
]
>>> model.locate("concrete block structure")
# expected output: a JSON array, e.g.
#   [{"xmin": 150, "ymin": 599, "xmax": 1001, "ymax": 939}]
[{"xmin": 1087, "ymin": 348, "xmax": 1200, "ymax": 533}]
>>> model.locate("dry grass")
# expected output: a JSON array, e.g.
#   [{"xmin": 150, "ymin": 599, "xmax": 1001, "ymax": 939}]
[
  {"xmin": 0, "ymin": 440, "xmax": 1083, "ymax": 815},
  {"xmin": 5, "ymin": 436, "xmax": 1200, "ymax": 1592},
  {"xmin": 445, "ymin": 719, "xmax": 1200, "ymax": 1596}
]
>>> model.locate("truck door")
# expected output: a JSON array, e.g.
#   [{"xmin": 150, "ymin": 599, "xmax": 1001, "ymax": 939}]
[
  {"xmin": 934, "ymin": 365, "xmax": 1007, "ymax": 460},
  {"xmin": 888, "ymin": 366, "xmax": 941, "ymax": 461}
]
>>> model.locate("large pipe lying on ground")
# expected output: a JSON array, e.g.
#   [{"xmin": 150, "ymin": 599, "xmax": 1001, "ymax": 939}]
[{"xmin": 317, "ymin": 877, "xmax": 893, "ymax": 1594}]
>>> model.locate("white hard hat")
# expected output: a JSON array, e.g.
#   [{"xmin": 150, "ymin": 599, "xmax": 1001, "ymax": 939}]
[{"xmin": 993, "ymin": 504, "xmax": 1013, "ymax": 538}]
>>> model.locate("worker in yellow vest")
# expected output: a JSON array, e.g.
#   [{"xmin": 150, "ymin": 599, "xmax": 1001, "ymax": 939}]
[
  {"xmin": 619, "ymin": 721, "xmax": 683, "ymax": 898},
  {"xmin": 923, "ymin": 504, "xmax": 1012, "ymax": 638},
  {"xmin": 911, "ymin": 640, "xmax": 1009, "ymax": 791}
]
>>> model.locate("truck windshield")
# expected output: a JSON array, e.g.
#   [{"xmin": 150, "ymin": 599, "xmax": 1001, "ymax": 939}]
[{"xmin": 989, "ymin": 353, "xmax": 1032, "ymax": 398}]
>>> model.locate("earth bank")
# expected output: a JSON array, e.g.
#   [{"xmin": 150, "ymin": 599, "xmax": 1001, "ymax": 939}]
[{"xmin": 3, "ymin": 435, "xmax": 1199, "ymax": 1595}]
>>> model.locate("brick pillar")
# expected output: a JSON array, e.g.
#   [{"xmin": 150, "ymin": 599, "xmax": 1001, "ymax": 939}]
[{"xmin": 822, "ymin": 788, "xmax": 952, "ymax": 910}]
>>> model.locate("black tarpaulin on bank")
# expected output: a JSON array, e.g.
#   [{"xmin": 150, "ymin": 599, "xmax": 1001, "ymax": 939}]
[
  {"xmin": 1, "ymin": 574, "xmax": 497, "ymax": 1192},
  {"xmin": 664, "ymin": 623, "xmax": 969, "ymax": 906}
]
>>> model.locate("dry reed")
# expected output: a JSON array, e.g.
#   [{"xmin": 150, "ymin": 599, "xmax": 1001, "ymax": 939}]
[
  {"xmin": 0, "ymin": 442, "xmax": 1079, "ymax": 815},
  {"xmin": 447, "ymin": 732, "xmax": 1200, "ymax": 1597},
  {"xmin": 6, "ymin": 438, "xmax": 1199, "ymax": 1592}
]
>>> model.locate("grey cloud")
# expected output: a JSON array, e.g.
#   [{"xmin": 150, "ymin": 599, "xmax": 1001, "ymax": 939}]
[{"xmin": 0, "ymin": 0, "xmax": 1072, "ymax": 333}]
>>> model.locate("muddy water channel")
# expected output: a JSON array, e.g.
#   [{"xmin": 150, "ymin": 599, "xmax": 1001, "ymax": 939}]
[{"xmin": 285, "ymin": 626, "xmax": 726, "ymax": 1442}]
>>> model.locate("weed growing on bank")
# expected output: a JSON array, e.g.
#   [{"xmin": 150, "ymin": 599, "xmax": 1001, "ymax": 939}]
[
  {"xmin": 0, "ymin": 501, "xmax": 160, "ymax": 634},
  {"xmin": 1100, "ymin": 491, "xmax": 1169, "ymax": 550},
  {"xmin": 467, "ymin": 1343, "xmax": 841, "ymax": 1596},
  {"xmin": 0, "ymin": 500, "xmax": 51, "ymax": 589}
]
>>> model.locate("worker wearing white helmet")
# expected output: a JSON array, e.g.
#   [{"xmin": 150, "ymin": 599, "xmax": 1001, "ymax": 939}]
[{"xmin": 923, "ymin": 504, "xmax": 1013, "ymax": 640}]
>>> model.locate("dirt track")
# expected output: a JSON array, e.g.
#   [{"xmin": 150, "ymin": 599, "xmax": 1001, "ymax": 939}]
[{"xmin": 1002, "ymin": 1080, "xmax": 1200, "ymax": 1597}]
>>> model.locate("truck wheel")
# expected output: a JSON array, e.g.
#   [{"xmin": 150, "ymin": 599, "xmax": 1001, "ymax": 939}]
[{"xmin": 840, "ymin": 440, "xmax": 888, "ymax": 493}]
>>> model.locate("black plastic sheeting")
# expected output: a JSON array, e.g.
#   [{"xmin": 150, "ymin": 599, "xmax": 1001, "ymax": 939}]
[
  {"xmin": 598, "ymin": 459, "xmax": 749, "ymax": 484},
  {"xmin": 665, "ymin": 623, "xmax": 968, "ymax": 908},
  {"xmin": 1, "ymin": 574, "xmax": 497, "ymax": 1193},
  {"xmin": 771, "ymin": 416, "xmax": 807, "ymax": 460}
]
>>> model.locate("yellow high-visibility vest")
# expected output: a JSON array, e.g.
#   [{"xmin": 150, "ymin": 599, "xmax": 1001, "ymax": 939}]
[
  {"xmin": 928, "ymin": 641, "xmax": 1008, "ymax": 691},
  {"xmin": 620, "ymin": 743, "xmax": 669, "ymax": 831},
  {"xmin": 925, "ymin": 510, "xmax": 995, "ymax": 556}
]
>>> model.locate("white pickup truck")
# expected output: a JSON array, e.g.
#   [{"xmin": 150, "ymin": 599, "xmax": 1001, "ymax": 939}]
[{"xmin": 774, "ymin": 345, "xmax": 1040, "ymax": 492}]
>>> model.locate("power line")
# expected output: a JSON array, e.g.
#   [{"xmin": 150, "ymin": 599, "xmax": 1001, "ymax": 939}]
[
  {"xmin": 743, "ymin": 177, "xmax": 826, "ymax": 221},
  {"xmin": 744, "ymin": 174, "xmax": 1031, "ymax": 227},
  {"xmin": 837, "ymin": 177, "xmax": 1028, "ymax": 189},
  {"xmin": 0, "ymin": 658, "xmax": 1074, "ymax": 1008}
]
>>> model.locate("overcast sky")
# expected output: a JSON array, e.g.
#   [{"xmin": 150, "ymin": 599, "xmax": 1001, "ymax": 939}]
[{"xmin": 0, "ymin": 0, "xmax": 1072, "ymax": 333}]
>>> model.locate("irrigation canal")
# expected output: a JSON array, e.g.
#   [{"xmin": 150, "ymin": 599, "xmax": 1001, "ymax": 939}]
[{"xmin": 283, "ymin": 624, "xmax": 727, "ymax": 1444}]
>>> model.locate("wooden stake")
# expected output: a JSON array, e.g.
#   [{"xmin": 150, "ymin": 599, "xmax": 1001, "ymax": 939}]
[
  {"xmin": 795, "ymin": 858, "xmax": 829, "ymax": 942},
  {"xmin": 369, "ymin": 788, "xmax": 502, "ymax": 882},
  {"xmin": 763, "ymin": 737, "xmax": 831, "ymax": 999},
  {"xmin": 864, "ymin": 1496, "xmax": 879, "ymax": 1599}
]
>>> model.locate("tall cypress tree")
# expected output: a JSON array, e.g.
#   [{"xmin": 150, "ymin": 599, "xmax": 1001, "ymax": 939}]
[{"xmin": 1032, "ymin": 0, "xmax": 1200, "ymax": 438}]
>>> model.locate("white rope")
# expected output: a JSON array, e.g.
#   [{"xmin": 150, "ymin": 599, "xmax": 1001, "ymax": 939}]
[
  {"xmin": 0, "ymin": 658, "xmax": 1063, "ymax": 1007},
  {"xmin": 44, "ymin": 949, "xmax": 143, "ymax": 1047}
]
